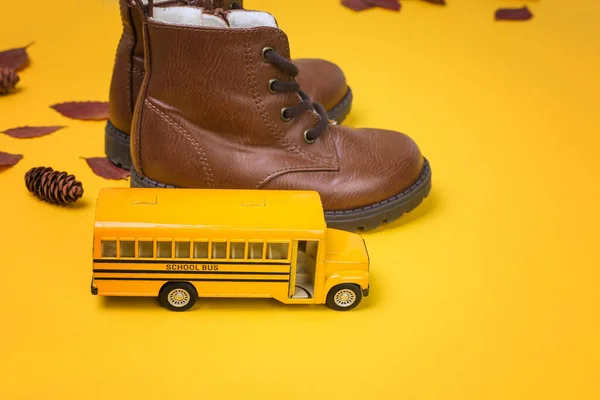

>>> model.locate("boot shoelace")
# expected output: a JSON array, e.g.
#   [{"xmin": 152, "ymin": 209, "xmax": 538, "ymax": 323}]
[{"xmin": 262, "ymin": 47, "xmax": 329, "ymax": 144}]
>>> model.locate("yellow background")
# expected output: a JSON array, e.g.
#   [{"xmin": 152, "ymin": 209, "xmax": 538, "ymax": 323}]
[{"xmin": 1, "ymin": 0, "xmax": 599, "ymax": 398}]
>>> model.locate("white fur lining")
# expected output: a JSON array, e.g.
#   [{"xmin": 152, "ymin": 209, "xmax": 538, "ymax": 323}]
[
  {"xmin": 227, "ymin": 10, "xmax": 278, "ymax": 29},
  {"xmin": 202, "ymin": 14, "xmax": 230, "ymax": 28},
  {"xmin": 150, "ymin": 7, "xmax": 278, "ymax": 29},
  {"xmin": 153, "ymin": 8, "xmax": 203, "ymax": 27},
  {"xmin": 152, "ymin": 7, "xmax": 229, "ymax": 28}
]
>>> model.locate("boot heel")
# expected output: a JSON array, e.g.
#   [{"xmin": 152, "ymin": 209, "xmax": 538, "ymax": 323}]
[{"xmin": 105, "ymin": 120, "xmax": 133, "ymax": 170}]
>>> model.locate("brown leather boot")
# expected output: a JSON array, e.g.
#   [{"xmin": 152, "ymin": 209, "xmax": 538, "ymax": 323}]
[
  {"xmin": 129, "ymin": 4, "xmax": 431, "ymax": 232},
  {"xmin": 105, "ymin": 0, "xmax": 353, "ymax": 170}
]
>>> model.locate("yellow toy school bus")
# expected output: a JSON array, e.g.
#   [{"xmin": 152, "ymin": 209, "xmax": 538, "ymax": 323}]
[{"xmin": 91, "ymin": 188, "xmax": 370, "ymax": 311}]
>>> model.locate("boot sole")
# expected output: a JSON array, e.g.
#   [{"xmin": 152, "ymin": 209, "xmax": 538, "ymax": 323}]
[
  {"xmin": 105, "ymin": 119, "xmax": 132, "ymax": 170},
  {"xmin": 130, "ymin": 158, "xmax": 432, "ymax": 233},
  {"xmin": 327, "ymin": 86, "xmax": 353, "ymax": 125},
  {"xmin": 323, "ymin": 158, "xmax": 432, "ymax": 232},
  {"xmin": 104, "ymin": 87, "xmax": 354, "ymax": 171}
]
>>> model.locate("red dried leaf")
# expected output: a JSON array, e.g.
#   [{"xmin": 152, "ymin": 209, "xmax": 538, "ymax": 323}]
[
  {"xmin": 421, "ymin": 0, "xmax": 445, "ymax": 5},
  {"xmin": 0, "ymin": 42, "xmax": 34, "ymax": 71},
  {"xmin": 50, "ymin": 101, "xmax": 109, "ymax": 121},
  {"xmin": 84, "ymin": 157, "xmax": 130, "ymax": 180},
  {"xmin": 495, "ymin": 6, "xmax": 533, "ymax": 21},
  {"xmin": 366, "ymin": 0, "xmax": 401, "ymax": 11},
  {"xmin": 2, "ymin": 126, "xmax": 66, "ymax": 139},
  {"xmin": 342, "ymin": 0, "xmax": 375, "ymax": 12},
  {"xmin": 0, "ymin": 151, "xmax": 23, "ymax": 168}
]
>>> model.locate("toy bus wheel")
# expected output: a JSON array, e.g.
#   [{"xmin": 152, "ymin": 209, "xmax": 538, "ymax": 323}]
[
  {"xmin": 159, "ymin": 282, "xmax": 197, "ymax": 312},
  {"xmin": 326, "ymin": 284, "xmax": 362, "ymax": 311}
]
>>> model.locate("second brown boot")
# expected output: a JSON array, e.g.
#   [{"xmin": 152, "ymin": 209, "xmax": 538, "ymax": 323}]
[{"xmin": 129, "ymin": 5, "xmax": 431, "ymax": 232}]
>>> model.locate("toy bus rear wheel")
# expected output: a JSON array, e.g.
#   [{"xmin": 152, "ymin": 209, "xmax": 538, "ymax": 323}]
[
  {"xmin": 159, "ymin": 282, "xmax": 197, "ymax": 312},
  {"xmin": 326, "ymin": 284, "xmax": 362, "ymax": 311}
]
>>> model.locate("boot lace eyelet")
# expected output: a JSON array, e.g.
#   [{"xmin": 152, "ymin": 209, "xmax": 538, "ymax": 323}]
[
  {"xmin": 268, "ymin": 79, "xmax": 279, "ymax": 94},
  {"xmin": 280, "ymin": 107, "xmax": 292, "ymax": 122},
  {"xmin": 264, "ymin": 47, "xmax": 328, "ymax": 142},
  {"xmin": 304, "ymin": 130, "xmax": 316, "ymax": 144},
  {"xmin": 262, "ymin": 47, "xmax": 274, "ymax": 62}
]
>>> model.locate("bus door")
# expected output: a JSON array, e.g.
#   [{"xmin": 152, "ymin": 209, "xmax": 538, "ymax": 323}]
[{"xmin": 289, "ymin": 240, "xmax": 319, "ymax": 299}]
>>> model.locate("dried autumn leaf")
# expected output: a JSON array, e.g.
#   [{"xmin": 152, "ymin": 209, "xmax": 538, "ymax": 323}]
[
  {"xmin": 495, "ymin": 6, "xmax": 533, "ymax": 21},
  {"xmin": 0, "ymin": 42, "xmax": 34, "ymax": 71},
  {"xmin": 0, "ymin": 151, "xmax": 23, "ymax": 168},
  {"xmin": 2, "ymin": 126, "xmax": 66, "ymax": 139},
  {"xmin": 50, "ymin": 101, "xmax": 109, "ymax": 121},
  {"xmin": 366, "ymin": 0, "xmax": 401, "ymax": 11},
  {"xmin": 84, "ymin": 157, "xmax": 130, "ymax": 180},
  {"xmin": 341, "ymin": 0, "xmax": 375, "ymax": 12}
]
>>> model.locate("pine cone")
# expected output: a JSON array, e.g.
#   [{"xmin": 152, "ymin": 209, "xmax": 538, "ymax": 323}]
[
  {"xmin": 25, "ymin": 167, "xmax": 84, "ymax": 205},
  {"xmin": 0, "ymin": 66, "xmax": 19, "ymax": 95}
]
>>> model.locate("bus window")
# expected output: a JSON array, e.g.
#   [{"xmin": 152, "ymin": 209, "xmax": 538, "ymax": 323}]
[
  {"xmin": 157, "ymin": 241, "xmax": 172, "ymax": 259},
  {"xmin": 120, "ymin": 240, "xmax": 135, "ymax": 258},
  {"xmin": 138, "ymin": 241, "xmax": 154, "ymax": 258},
  {"xmin": 193, "ymin": 241, "xmax": 209, "ymax": 259},
  {"xmin": 175, "ymin": 241, "xmax": 191, "ymax": 258},
  {"xmin": 101, "ymin": 240, "xmax": 117, "ymax": 258},
  {"xmin": 248, "ymin": 242, "xmax": 264, "ymax": 260},
  {"xmin": 266, "ymin": 242, "xmax": 289, "ymax": 260},
  {"xmin": 230, "ymin": 242, "xmax": 246, "ymax": 259},
  {"xmin": 212, "ymin": 241, "xmax": 227, "ymax": 259}
]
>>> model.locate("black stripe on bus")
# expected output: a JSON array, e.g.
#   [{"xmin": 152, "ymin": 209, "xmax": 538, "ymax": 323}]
[
  {"xmin": 93, "ymin": 277, "xmax": 289, "ymax": 282},
  {"xmin": 93, "ymin": 269, "xmax": 289, "ymax": 276},
  {"xmin": 93, "ymin": 259, "xmax": 290, "ymax": 266}
]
